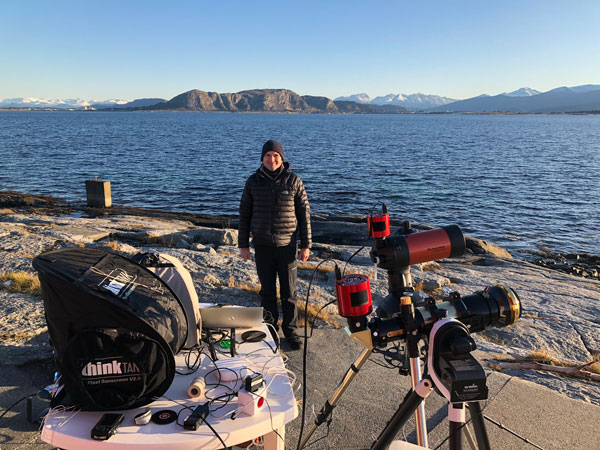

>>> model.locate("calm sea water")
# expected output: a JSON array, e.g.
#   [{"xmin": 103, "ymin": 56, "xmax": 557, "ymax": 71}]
[{"xmin": 1, "ymin": 111, "xmax": 599, "ymax": 256}]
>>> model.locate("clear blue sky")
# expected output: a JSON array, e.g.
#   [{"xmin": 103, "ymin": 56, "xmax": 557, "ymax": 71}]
[{"xmin": 1, "ymin": 0, "xmax": 599, "ymax": 101}]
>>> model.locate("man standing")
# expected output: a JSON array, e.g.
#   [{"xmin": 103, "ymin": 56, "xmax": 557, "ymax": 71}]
[{"xmin": 239, "ymin": 140, "xmax": 311, "ymax": 350}]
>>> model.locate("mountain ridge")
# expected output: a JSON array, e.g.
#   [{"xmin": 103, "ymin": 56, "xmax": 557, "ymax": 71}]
[
  {"xmin": 135, "ymin": 89, "xmax": 407, "ymax": 113},
  {"xmin": 335, "ymin": 92, "xmax": 456, "ymax": 109},
  {"xmin": 428, "ymin": 85, "xmax": 600, "ymax": 113},
  {"xmin": 2, "ymin": 83, "xmax": 600, "ymax": 113}
]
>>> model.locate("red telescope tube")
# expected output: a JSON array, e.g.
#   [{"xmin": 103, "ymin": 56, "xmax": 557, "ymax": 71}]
[
  {"xmin": 404, "ymin": 226, "xmax": 463, "ymax": 265},
  {"xmin": 372, "ymin": 225, "xmax": 465, "ymax": 270}
]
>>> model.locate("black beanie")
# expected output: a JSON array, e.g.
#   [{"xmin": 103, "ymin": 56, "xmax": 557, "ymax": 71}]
[{"xmin": 261, "ymin": 140, "xmax": 285, "ymax": 160}]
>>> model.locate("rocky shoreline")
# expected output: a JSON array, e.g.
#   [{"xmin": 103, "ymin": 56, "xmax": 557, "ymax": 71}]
[
  {"xmin": 0, "ymin": 189, "xmax": 599, "ymax": 411},
  {"xmin": 2, "ymin": 189, "xmax": 598, "ymax": 281}
]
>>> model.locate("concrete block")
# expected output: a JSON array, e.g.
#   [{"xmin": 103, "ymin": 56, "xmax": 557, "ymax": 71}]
[{"xmin": 85, "ymin": 179, "xmax": 112, "ymax": 208}]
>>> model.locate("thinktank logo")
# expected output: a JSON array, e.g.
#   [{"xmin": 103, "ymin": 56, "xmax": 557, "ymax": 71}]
[{"xmin": 81, "ymin": 360, "xmax": 141, "ymax": 377}]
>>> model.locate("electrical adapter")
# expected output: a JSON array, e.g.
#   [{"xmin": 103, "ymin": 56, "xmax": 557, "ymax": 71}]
[
  {"xmin": 244, "ymin": 374, "xmax": 264, "ymax": 393},
  {"xmin": 183, "ymin": 403, "xmax": 209, "ymax": 431}
]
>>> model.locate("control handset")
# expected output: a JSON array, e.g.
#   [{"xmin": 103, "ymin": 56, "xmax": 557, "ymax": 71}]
[{"xmin": 91, "ymin": 413, "xmax": 124, "ymax": 440}]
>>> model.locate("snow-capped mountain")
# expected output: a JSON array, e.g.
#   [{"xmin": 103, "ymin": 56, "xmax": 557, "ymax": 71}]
[
  {"xmin": 371, "ymin": 94, "xmax": 407, "ymax": 104},
  {"xmin": 0, "ymin": 97, "xmax": 132, "ymax": 109},
  {"xmin": 503, "ymin": 87, "xmax": 541, "ymax": 97},
  {"xmin": 334, "ymin": 93, "xmax": 371, "ymax": 103},
  {"xmin": 362, "ymin": 93, "xmax": 456, "ymax": 109}
]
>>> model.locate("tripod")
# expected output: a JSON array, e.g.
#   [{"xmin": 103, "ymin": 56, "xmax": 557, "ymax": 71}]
[
  {"xmin": 299, "ymin": 318, "xmax": 492, "ymax": 450},
  {"xmin": 371, "ymin": 318, "xmax": 491, "ymax": 450},
  {"xmin": 370, "ymin": 375, "xmax": 490, "ymax": 450}
]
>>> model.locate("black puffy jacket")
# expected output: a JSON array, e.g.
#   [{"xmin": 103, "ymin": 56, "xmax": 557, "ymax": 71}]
[{"xmin": 238, "ymin": 163, "xmax": 311, "ymax": 249}]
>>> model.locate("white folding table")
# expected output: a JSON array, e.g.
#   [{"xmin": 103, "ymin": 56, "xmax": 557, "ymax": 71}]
[{"xmin": 40, "ymin": 324, "xmax": 298, "ymax": 449}]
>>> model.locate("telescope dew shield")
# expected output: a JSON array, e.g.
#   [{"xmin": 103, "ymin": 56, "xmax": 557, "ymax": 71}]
[
  {"xmin": 404, "ymin": 225, "xmax": 465, "ymax": 265},
  {"xmin": 336, "ymin": 274, "xmax": 373, "ymax": 318},
  {"xmin": 372, "ymin": 225, "xmax": 465, "ymax": 270}
]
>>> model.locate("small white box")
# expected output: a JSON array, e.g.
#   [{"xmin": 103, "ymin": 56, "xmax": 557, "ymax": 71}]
[{"xmin": 237, "ymin": 386, "xmax": 266, "ymax": 416}]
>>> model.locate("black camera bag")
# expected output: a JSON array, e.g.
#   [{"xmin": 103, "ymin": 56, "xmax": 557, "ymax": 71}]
[{"xmin": 33, "ymin": 248, "xmax": 188, "ymax": 410}]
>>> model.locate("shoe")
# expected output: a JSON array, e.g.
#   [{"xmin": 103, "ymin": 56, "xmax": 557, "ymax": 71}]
[{"xmin": 285, "ymin": 334, "xmax": 302, "ymax": 351}]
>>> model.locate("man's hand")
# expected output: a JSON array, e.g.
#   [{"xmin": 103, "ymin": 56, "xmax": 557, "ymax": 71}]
[
  {"xmin": 240, "ymin": 248, "xmax": 251, "ymax": 260},
  {"xmin": 299, "ymin": 248, "xmax": 310, "ymax": 262}
]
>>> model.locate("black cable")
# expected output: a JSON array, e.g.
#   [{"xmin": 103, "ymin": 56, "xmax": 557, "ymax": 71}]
[
  {"xmin": 257, "ymin": 396, "xmax": 285, "ymax": 444},
  {"xmin": 431, "ymin": 373, "xmax": 545, "ymax": 450},
  {"xmin": 199, "ymin": 415, "xmax": 227, "ymax": 449},
  {"xmin": 176, "ymin": 346, "xmax": 203, "ymax": 375},
  {"xmin": 296, "ymin": 257, "xmax": 335, "ymax": 450},
  {"xmin": 174, "ymin": 403, "xmax": 227, "ymax": 449},
  {"xmin": 483, "ymin": 415, "xmax": 545, "ymax": 449},
  {"xmin": 207, "ymin": 392, "xmax": 236, "ymax": 413},
  {"xmin": 0, "ymin": 394, "xmax": 37, "ymax": 420},
  {"xmin": 308, "ymin": 299, "xmax": 337, "ymax": 337},
  {"xmin": 342, "ymin": 245, "xmax": 366, "ymax": 276},
  {"xmin": 341, "ymin": 203, "xmax": 383, "ymax": 276}
]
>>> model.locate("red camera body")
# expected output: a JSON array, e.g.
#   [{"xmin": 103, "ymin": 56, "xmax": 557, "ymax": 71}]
[
  {"xmin": 335, "ymin": 274, "xmax": 373, "ymax": 318},
  {"xmin": 368, "ymin": 213, "xmax": 390, "ymax": 239}
]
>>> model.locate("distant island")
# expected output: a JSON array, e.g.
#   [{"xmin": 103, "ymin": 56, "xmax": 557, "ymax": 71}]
[
  {"xmin": 2, "ymin": 84, "xmax": 600, "ymax": 114},
  {"xmin": 127, "ymin": 89, "xmax": 407, "ymax": 114}
]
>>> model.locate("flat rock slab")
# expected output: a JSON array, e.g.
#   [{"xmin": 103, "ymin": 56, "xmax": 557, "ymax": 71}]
[{"xmin": 49, "ymin": 225, "xmax": 110, "ymax": 241}]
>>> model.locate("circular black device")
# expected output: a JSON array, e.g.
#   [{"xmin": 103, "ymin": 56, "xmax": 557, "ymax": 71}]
[
  {"xmin": 151, "ymin": 409, "xmax": 177, "ymax": 425},
  {"xmin": 241, "ymin": 330, "xmax": 267, "ymax": 342}
]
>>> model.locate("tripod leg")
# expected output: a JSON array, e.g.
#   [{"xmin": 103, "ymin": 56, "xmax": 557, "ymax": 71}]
[
  {"xmin": 409, "ymin": 356, "xmax": 428, "ymax": 448},
  {"xmin": 370, "ymin": 377, "xmax": 434, "ymax": 450},
  {"xmin": 467, "ymin": 401, "xmax": 491, "ymax": 450},
  {"xmin": 298, "ymin": 347, "xmax": 373, "ymax": 450},
  {"xmin": 448, "ymin": 403, "xmax": 466, "ymax": 450}
]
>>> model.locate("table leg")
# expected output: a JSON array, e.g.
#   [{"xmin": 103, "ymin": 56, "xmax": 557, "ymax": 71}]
[{"xmin": 263, "ymin": 426, "xmax": 285, "ymax": 450}]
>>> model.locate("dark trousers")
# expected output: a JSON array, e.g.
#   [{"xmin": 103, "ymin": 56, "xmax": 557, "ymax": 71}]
[{"xmin": 254, "ymin": 245, "xmax": 298, "ymax": 337}]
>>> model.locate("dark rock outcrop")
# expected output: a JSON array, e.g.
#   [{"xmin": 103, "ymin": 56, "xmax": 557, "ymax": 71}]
[
  {"xmin": 302, "ymin": 95, "xmax": 339, "ymax": 112},
  {"xmin": 150, "ymin": 89, "xmax": 317, "ymax": 112}
]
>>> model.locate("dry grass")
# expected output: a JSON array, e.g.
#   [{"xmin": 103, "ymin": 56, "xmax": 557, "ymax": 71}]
[
  {"xmin": 218, "ymin": 249, "xmax": 237, "ymax": 258},
  {"xmin": 586, "ymin": 360, "xmax": 600, "ymax": 375},
  {"xmin": 0, "ymin": 271, "xmax": 41, "ymax": 296},
  {"xmin": 227, "ymin": 276, "xmax": 261, "ymax": 294},
  {"xmin": 527, "ymin": 349, "xmax": 564, "ymax": 365},
  {"xmin": 297, "ymin": 261, "xmax": 336, "ymax": 273},
  {"xmin": 521, "ymin": 313, "xmax": 560, "ymax": 322},
  {"xmin": 298, "ymin": 299, "xmax": 341, "ymax": 329},
  {"xmin": 494, "ymin": 349, "xmax": 600, "ymax": 375},
  {"xmin": 104, "ymin": 240, "xmax": 119, "ymax": 251},
  {"xmin": 225, "ymin": 276, "xmax": 341, "ymax": 328}
]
